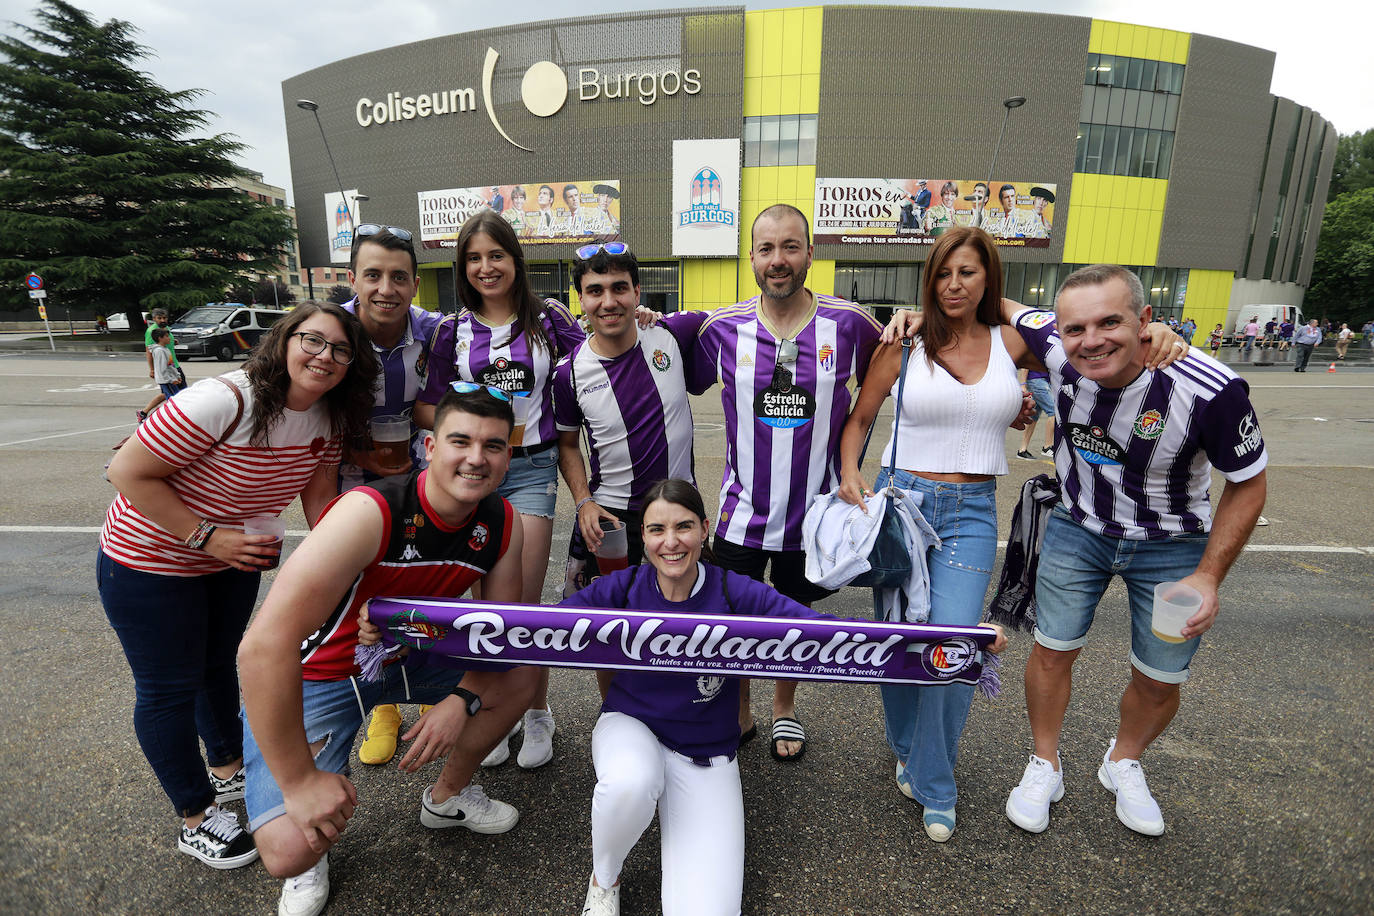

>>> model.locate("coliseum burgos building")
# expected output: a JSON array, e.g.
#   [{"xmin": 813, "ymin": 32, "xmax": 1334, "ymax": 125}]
[{"xmin": 284, "ymin": 5, "xmax": 1334, "ymax": 331}]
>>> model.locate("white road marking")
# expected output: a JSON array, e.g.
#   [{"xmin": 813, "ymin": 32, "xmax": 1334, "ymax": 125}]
[{"xmin": 0, "ymin": 424, "xmax": 132, "ymax": 448}]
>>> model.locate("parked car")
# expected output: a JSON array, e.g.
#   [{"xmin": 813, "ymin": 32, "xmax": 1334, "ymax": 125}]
[
  {"xmin": 170, "ymin": 303, "xmax": 289, "ymax": 361},
  {"xmin": 105, "ymin": 311, "xmax": 150, "ymax": 332}
]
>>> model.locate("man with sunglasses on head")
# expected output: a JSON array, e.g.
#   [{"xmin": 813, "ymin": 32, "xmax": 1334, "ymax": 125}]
[
  {"xmin": 694, "ymin": 204, "xmax": 883, "ymax": 762},
  {"xmin": 552, "ymin": 242, "xmax": 714, "ymax": 602},
  {"xmin": 239, "ymin": 385, "xmax": 537, "ymax": 916}
]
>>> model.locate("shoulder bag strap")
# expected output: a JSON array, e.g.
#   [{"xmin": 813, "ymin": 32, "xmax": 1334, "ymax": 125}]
[
  {"xmin": 212, "ymin": 375, "xmax": 246, "ymax": 446},
  {"xmin": 858, "ymin": 338, "xmax": 913, "ymax": 475}
]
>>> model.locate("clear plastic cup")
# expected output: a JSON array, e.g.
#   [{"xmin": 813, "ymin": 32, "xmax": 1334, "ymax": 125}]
[
  {"xmin": 595, "ymin": 519, "xmax": 629, "ymax": 573},
  {"xmin": 1151, "ymin": 581, "xmax": 1202, "ymax": 643},
  {"xmin": 509, "ymin": 395, "xmax": 533, "ymax": 448},
  {"xmin": 243, "ymin": 516, "xmax": 287, "ymax": 570},
  {"xmin": 370, "ymin": 415, "xmax": 412, "ymax": 470}
]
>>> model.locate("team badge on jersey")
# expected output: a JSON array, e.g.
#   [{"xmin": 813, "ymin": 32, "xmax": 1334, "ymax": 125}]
[
  {"xmin": 478, "ymin": 357, "xmax": 533, "ymax": 393},
  {"xmin": 652, "ymin": 349, "xmax": 671, "ymax": 372},
  {"xmin": 818, "ymin": 343, "xmax": 835, "ymax": 372},
  {"xmin": 1132, "ymin": 409, "xmax": 1165, "ymax": 440},
  {"xmin": 469, "ymin": 522, "xmax": 489, "ymax": 551},
  {"xmin": 693, "ymin": 675, "xmax": 725, "ymax": 702},
  {"xmin": 1018, "ymin": 310, "xmax": 1055, "ymax": 329},
  {"xmin": 1068, "ymin": 422, "xmax": 1124, "ymax": 465}
]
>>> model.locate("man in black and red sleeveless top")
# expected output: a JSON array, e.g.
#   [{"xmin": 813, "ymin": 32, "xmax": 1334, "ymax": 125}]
[{"xmin": 239, "ymin": 387, "xmax": 537, "ymax": 912}]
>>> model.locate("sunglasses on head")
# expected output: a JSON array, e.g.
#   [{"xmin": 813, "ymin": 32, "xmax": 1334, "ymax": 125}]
[
  {"xmin": 574, "ymin": 241, "xmax": 630, "ymax": 260},
  {"xmin": 449, "ymin": 381, "xmax": 512, "ymax": 401},
  {"xmin": 355, "ymin": 224, "xmax": 413, "ymax": 242}
]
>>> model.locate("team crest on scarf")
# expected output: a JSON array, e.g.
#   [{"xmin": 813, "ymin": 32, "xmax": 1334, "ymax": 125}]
[
  {"xmin": 652, "ymin": 349, "xmax": 671, "ymax": 371},
  {"xmin": 469, "ymin": 522, "xmax": 489, "ymax": 551},
  {"xmin": 1133, "ymin": 409, "xmax": 1165, "ymax": 440},
  {"xmin": 395, "ymin": 611, "xmax": 448, "ymax": 648},
  {"xmin": 924, "ymin": 637, "xmax": 978, "ymax": 679},
  {"xmin": 818, "ymin": 343, "xmax": 835, "ymax": 372}
]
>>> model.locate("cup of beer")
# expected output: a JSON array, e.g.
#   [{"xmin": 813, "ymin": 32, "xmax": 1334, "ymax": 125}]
[
  {"xmin": 1151, "ymin": 581, "xmax": 1202, "ymax": 643},
  {"xmin": 595, "ymin": 519, "xmax": 630, "ymax": 574},
  {"xmin": 244, "ymin": 516, "xmax": 287, "ymax": 570},
  {"xmin": 370, "ymin": 415, "xmax": 412, "ymax": 471},
  {"xmin": 509, "ymin": 394, "xmax": 533, "ymax": 448}
]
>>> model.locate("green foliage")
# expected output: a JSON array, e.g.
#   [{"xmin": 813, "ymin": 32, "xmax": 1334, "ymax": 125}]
[
  {"xmin": 1308, "ymin": 187, "xmax": 1374, "ymax": 326},
  {"xmin": 1329, "ymin": 131, "xmax": 1374, "ymax": 198},
  {"xmin": 0, "ymin": 0, "xmax": 295, "ymax": 325},
  {"xmin": 326, "ymin": 285, "xmax": 353, "ymax": 304}
]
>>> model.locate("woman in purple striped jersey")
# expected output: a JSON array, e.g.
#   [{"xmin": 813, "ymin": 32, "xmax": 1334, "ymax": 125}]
[{"xmin": 414, "ymin": 210, "xmax": 586, "ymax": 769}]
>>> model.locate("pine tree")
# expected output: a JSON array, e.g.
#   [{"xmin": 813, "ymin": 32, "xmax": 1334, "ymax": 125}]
[{"xmin": 0, "ymin": 0, "xmax": 294, "ymax": 327}]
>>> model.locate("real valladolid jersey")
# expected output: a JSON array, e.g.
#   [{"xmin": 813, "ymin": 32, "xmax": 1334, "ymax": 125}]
[
  {"xmin": 1014, "ymin": 308, "xmax": 1267, "ymax": 539},
  {"xmin": 696, "ymin": 294, "xmax": 882, "ymax": 551}
]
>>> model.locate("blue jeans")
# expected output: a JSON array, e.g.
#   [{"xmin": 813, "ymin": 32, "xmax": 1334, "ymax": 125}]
[
  {"xmin": 499, "ymin": 445, "xmax": 559, "ymax": 518},
  {"xmin": 872, "ymin": 471, "xmax": 997, "ymax": 809},
  {"xmin": 98, "ymin": 548, "xmax": 260, "ymax": 817},
  {"xmin": 1033, "ymin": 507, "xmax": 1209, "ymax": 684}
]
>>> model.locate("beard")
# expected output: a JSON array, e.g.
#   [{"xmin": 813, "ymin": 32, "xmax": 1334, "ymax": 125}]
[{"xmin": 755, "ymin": 266, "xmax": 805, "ymax": 301}]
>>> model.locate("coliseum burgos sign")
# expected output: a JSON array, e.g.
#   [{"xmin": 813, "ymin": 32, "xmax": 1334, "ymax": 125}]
[{"xmin": 352, "ymin": 47, "xmax": 702, "ymax": 151}]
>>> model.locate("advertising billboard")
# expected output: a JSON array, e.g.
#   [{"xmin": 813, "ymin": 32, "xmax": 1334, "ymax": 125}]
[
  {"xmin": 814, "ymin": 178, "xmax": 1057, "ymax": 248},
  {"xmin": 672, "ymin": 139, "xmax": 741, "ymax": 257},
  {"xmin": 417, "ymin": 180, "xmax": 621, "ymax": 249},
  {"xmin": 324, "ymin": 190, "xmax": 363, "ymax": 264}
]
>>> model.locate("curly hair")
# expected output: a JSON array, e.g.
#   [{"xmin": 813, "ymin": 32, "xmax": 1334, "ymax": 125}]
[
  {"xmin": 455, "ymin": 210, "xmax": 553, "ymax": 355},
  {"xmin": 241, "ymin": 301, "xmax": 379, "ymax": 447},
  {"xmin": 916, "ymin": 226, "xmax": 1004, "ymax": 369}
]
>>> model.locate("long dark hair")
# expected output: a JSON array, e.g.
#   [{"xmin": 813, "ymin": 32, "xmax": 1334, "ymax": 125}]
[
  {"xmin": 455, "ymin": 210, "xmax": 553, "ymax": 355},
  {"xmin": 242, "ymin": 301, "xmax": 379, "ymax": 446},
  {"xmin": 917, "ymin": 226, "xmax": 1003, "ymax": 367},
  {"xmin": 640, "ymin": 478, "xmax": 716, "ymax": 564}
]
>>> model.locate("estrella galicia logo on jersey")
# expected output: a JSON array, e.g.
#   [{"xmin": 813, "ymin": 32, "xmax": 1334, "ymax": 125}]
[
  {"xmin": 677, "ymin": 166, "xmax": 737, "ymax": 228},
  {"xmin": 693, "ymin": 675, "xmax": 725, "ymax": 703},
  {"xmin": 1234, "ymin": 412, "xmax": 1263, "ymax": 457},
  {"xmin": 652, "ymin": 348, "xmax": 671, "ymax": 371},
  {"xmin": 469, "ymin": 522, "xmax": 489, "ymax": 551},
  {"xmin": 924, "ymin": 637, "xmax": 978, "ymax": 679},
  {"xmin": 395, "ymin": 611, "xmax": 447, "ymax": 648},
  {"xmin": 754, "ymin": 365, "xmax": 816, "ymax": 429},
  {"xmin": 1068, "ymin": 422, "xmax": 1124, "ymax": 465},
  {"xmin": 818, "ymin": 343, "xmax": 835, "ymax": 372},
  {"xmin": 1018, "ymin": 310, "xmax": 1055, "ymax": 329},
  {"xmin": 477, "ymin": 357, "xmax": 533, "ymax": 393},
  {"xmin": 1132, "ymin": 409, "xmax": 1165, "ymax": 440}
]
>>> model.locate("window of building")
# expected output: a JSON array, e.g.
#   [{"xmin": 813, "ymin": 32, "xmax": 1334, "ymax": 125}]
[
  {"xmin": 637, "ymin": 261, "xmax": 680, "ymax": 313},
  {"xmin": 1060, "ymin": 264, "xmax": 1190, "ymax": 318},
  {"xmin": 744, "ymin": 114, "xmax": 818, "ymax": 167},
  {"xmin": 1075, "ymin": 124, "xmax": 1173, "ymax": 178},
  {"xmin": 1085, "ymin": 54, "xmax": 1184, "ymax": 94}
]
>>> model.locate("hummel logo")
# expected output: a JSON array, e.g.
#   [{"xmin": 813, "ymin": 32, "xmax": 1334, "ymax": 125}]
[{"xmin": 400, "ymin": 544, "xmax": 422, "ymax": 561}]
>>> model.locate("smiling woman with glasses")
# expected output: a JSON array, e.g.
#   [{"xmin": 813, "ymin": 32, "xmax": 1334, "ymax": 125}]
[{"xmin": 97, "ymin": 301, "xmax": 379, "ymax": 870}]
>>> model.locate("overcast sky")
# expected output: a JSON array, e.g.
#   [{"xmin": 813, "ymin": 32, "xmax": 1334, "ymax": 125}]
[{"xmin": 3, "ymin": 0, "xmax": 1370, "ymax": 206}]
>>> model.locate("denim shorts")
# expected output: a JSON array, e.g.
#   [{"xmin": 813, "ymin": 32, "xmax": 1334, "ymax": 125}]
[
  {"xmin": 499, "ymin": 445, "xmax": 559, "ymax": 518},
  {"xmin": 1025, "ymin": 377, "xmax": 1054, "ymax": 420},
  {"xmin": 1034, "ymin": 506, "xmax": 1210, "ymax": 684},
  {"xmin": 242, "ymin": 657, "xmax": 463, "ymax": 831}
]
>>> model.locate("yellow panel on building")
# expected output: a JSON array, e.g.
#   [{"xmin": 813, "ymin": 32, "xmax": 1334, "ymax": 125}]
[
  {"xmin": 1061, "ymin": 174, "xmax": 1169, "ymax": 265},
  {"xmin": 1182, "ymin": 269, "xmax": 1233, "ymax": 334},
  {"xmin": 1089, "ymin": 20, "xmax": 1189, "ymax": 64},
  {"xmin": 416, "ymin": 265, "xmax": 441, "ymax": 312}
]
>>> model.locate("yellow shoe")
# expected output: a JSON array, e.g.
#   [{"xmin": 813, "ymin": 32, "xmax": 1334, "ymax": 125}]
[
  {"xmin": 419, "ymin": 705, "xmax": 434, "ymax": 714},
  {"xmin": 359, "ymin": 704, "xmax": 402, "ymax": 765}
]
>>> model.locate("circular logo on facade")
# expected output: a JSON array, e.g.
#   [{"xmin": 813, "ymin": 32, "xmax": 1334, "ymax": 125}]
[{"xmin": 521, "ymin": 61, "xmax": 568, "ymax": 117}]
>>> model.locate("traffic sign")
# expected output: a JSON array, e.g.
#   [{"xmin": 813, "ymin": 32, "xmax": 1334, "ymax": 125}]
[
  {"xmin": 38, "ymin": 305, "xmax": 47, "ymax": 320},
  {"xmin": 28, "ymin": 289, "xmax": 47, "ymax": 299},
  {"xmin": 25, "ymin": 273, "xmax": 43, "ymax": 290}
]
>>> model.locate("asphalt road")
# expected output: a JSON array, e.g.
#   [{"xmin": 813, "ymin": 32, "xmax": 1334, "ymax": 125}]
[{"xmin": 0, "ymin": 351, "xmax": 1370, "ymax": 915}]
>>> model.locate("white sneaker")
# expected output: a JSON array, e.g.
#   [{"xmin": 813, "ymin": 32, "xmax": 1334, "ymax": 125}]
[
  {"xmin": 480, "ymin": 718, "xmax": 523, "ymax": 767},
  {"xmin": 420, "ymin": 783, "xmax": 519, "ymax": 834},
  {"xmin": 582, "ymin": 875, "xmax": 620, "ymax": 916},
  {"xmin": 278, "ymin": 854, "xmax": 329, "ymax": 916},
  {"xmin": 1097, "ymin": 741, "xmax": 1165, "ymax": 836},
  {"xmin": 1006, "ymin": 754, "xmax": 1065, "ymax": 833},
  {"xmin": 516, "ymin": 708, "xmax": 555, "ymax": 769}
]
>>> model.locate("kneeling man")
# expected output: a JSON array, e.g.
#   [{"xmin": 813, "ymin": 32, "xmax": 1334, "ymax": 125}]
[{"xmin": 239, "ymin": 386, "xmax": 537, "ymax": 913}]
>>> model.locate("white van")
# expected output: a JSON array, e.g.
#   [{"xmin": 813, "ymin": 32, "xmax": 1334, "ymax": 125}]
[
  {"xmin": 171, "ymin": 303, "xmax": 290, "ymax": 361},
  {"xmin": 1229, "ymin": 304, "xmax": 1302, "ymax": 342}
]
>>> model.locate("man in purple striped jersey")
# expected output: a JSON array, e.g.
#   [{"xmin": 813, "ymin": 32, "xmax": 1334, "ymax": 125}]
[
  {"xmin": 695, "ymin": 204, "xmax": 884, "ymax": 761},
  {"xmin": 553, "ymin": 243, "xmax": 714, "ymax": 596},
  {"xmin": 1004, "ymin": 264, "xmax": 1267, "ymax": 838}
]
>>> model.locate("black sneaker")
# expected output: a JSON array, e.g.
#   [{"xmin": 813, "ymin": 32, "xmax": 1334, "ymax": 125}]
[
  {"xmin": 210, "ymin": 766, "xmax": 244, "ymax": 804},
  {"xmin": 1040, "ymin": 447, "xmax": 1054, "ymax": 458},
  {"xmin": 178, "ymin": 805, "xmax": 259, "ymax": 869},
  {"xmin": 1015, "ymin": 449, "xmax": 1035, "ymax": 460}
]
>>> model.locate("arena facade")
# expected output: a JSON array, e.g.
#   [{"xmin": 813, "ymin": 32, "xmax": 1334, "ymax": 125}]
[{"xmin": 284, "ymin": 5, "xmax": 1334, "ymax": 330}]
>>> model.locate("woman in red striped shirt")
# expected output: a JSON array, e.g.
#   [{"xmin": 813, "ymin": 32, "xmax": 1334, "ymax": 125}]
[{"xmin": 99, "ymin": 302, "xmax": 378, "ymax": 870}]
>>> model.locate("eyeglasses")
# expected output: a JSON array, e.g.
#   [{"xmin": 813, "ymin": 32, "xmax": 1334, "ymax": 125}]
[
  {"xmin": 355, "ymin": 224, "xmax": 413, "ymax": 242},
  {"xmin": 574, "ymin": 241, "xmax": 630, "ymax": 260},
  {"xmin": 450, "ymin": 381, "xmax": 511, "ymax": 402},
  {"xmin": 292, "ymin": 332, "xmax": 355, "ymax": 365},
  {"xmin": 775, "ymin": 338, "xmax": 799, "ymax": 367}
]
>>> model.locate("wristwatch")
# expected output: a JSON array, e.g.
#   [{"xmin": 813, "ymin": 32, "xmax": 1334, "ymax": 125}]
[{"xmin": 450, "ymin": 686, "xmax": 482, "ymax": 716}]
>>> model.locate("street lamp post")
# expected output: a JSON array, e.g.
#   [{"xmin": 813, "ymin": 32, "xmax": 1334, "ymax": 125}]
[
  {"xmin": 986, "ymin": 96, "xmax": 1027, "ymax": 189},
  {"xmin": 296, "ymin": 99, "xmax": 366, "ymax": 301}
]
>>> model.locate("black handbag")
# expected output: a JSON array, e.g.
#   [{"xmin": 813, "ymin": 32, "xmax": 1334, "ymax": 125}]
[{"xmin": 848, "ymin": 341, "xmax": 914, "ymax": 588}]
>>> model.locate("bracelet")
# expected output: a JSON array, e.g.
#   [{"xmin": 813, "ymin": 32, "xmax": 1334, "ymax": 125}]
[
  {"xmin": 575, "ymin": 497, "xmax": 596, "ymax": 514},
  {"xmin": 185, "ymin": 519, "xmax": 216, "ymax": 550}
]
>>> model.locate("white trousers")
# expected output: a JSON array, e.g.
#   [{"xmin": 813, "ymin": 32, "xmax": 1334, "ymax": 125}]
[{"xmin": 591, "ymin": 712, "xmax": 744, "ymax": 916}]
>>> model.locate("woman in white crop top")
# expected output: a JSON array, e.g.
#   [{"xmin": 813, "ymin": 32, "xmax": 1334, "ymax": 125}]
[{"xmin": 837, "ymin": 227, "xmax": 1046, "ymax": 843}]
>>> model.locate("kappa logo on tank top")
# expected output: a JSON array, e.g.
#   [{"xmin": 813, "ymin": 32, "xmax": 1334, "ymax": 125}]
[
  {"xmin": 1067, "ymin": 422, "xmax": 1124, "ymax": 466},
  {"xmin": 478, "ymin": 356, "xmax": 533, "ymax": 393}
]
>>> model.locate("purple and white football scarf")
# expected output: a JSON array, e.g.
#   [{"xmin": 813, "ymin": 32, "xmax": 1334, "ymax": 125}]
[{"xmin": 355, "ymin": 598, "xmax": 1001, "ymax": 695}]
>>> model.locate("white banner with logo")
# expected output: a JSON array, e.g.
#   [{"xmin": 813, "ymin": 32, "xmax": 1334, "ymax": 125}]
[
  {"xmin": 324, "ymin": 190, "xmax": 363, "ymax": 264},
  {"xmin": 672, "ymin": 139, "xmax": 741, "ymax": 257},
  {"xmin": 416, "ymin": 187, "xmax": 492, "ymax": 250}
]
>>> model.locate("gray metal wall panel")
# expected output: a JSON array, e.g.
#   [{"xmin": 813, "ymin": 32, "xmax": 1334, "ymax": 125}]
[
  {"xmin": 283, "ymin": 7, "xmax": 744, "ymax": 268},
  {"xmin": 1156, "ymin": 36, "xmax": 1273, "ymax": 270},
  {"xmin": 1298, "ymin": 120, "xmax": 1337, "ymax": 286},
  {"xmin": 1275, "ymin": 108, "xmax": 1315, "ymax": 281},
  {"xmin": 1246, "ymin": 98, "xmax": 1299, "ymax": 279},
  {"xmin": 814, "ymin": 6, "xmax": 1089, "ymax": 263}
]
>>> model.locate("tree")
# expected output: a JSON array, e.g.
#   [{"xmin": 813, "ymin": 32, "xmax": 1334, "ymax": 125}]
[
  {"xmin": 1307, "ymin": 187, "xmax": 1374, "ymax": 326},
  {"xmin": 253, "ymin": 277, "xmax": 294, "ymax": 308},
  {"xmin": 326, "ymin": 285, "xmax": 353, "ymax": 304},
  {"xmin": 1329, "ymin": 130, "xmax": 1374, "ymax": 198},
  {"xmin": 0, "ymin": 1, "xmax": 295, "ymax": 329}
]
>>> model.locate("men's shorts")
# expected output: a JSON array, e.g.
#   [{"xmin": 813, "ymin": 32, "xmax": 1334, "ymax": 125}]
[
  {"xmin": 1025, "ymin": 377, "xmax": 1054, "ymax": 420},
  {"xmin": 1032, "ymin": 507, "xmax": 1209, "ymax": 684},
  {"xmin": 242, "ymin": 657, "xmax": 463, "ymax": 831},
  {"xmin": 712, "ymin": 536, "xmax": 835, "ymax": 606}
]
